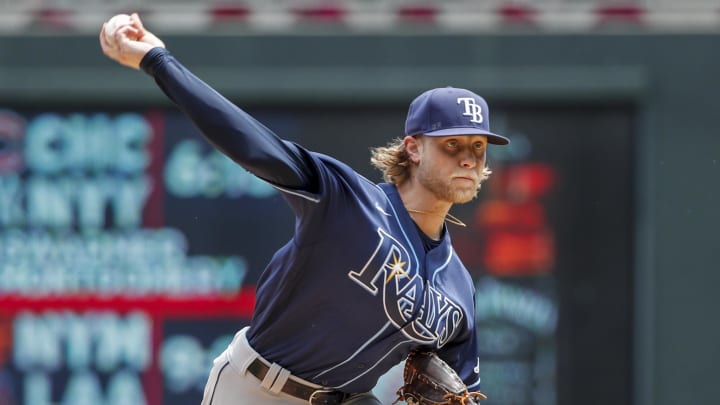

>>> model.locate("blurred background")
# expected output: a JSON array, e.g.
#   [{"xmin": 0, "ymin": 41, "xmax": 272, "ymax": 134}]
[{"xmin": 0, "ymin": 0, "xmax": 719, "ymax": 404}]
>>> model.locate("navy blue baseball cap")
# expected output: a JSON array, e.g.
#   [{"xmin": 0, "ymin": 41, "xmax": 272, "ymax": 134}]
[{"xmin": 404, "ymin": 87, "xmax": 510, "ymax": 145}]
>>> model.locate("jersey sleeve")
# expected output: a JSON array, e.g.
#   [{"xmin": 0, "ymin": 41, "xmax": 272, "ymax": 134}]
[{"xmin": 139, "ymin": 47, "xmax": 317, "ymax": 191}]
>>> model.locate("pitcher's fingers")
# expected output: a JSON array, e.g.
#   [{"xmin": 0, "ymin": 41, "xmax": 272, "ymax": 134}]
[
  {"xmin": 130, "ymin": 13, "xmax": 145, "ymax": 31},
  {"xmin": 123, "ymin": 25, "xmax": 141, "ymax": 38},
  {"xmin": 115, "ymin": 25, "xmax": 139, "ymax": 44}
]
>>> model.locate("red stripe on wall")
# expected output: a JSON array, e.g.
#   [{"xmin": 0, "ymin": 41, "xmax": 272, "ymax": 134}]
[{"xmin": 0, "ymin": 287, "xmax": 256, "ymax": 317}]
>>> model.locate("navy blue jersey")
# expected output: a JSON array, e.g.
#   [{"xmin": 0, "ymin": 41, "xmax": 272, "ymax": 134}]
[{"xmin": 141, "ymin": 48, "xmax": 481, "ymax": 394}]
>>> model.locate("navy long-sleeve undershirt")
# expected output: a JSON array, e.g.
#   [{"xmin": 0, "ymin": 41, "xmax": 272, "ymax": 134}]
[{"xmin": 140, "ymin": 47, "xmax": 317, "ymax": 191}]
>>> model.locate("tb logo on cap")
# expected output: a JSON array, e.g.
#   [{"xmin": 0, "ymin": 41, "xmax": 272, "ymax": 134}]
[{"xmin": 457, "ymin": 97, "xmax": 484, "ymax": 124}]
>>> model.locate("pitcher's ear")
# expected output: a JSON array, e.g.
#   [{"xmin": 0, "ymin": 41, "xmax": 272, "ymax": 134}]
[{"xmin": 404, "ymin": 135, "xmax": 422, "ymax": 164}]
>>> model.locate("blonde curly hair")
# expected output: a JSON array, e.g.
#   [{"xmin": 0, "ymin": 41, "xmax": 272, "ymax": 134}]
[
  {"xmin": 370, "ymin": 137, "xmax": 492, "ymax": 186},
  {"xmin": 370, "ymin": 137, "xmax": 413, "ymax": 185}
]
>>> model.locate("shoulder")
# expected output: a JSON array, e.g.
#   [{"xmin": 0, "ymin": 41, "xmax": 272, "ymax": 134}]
[
  {"xmin": 310, "ymin": 150, "xmax": 383, "ymax": 193},
  {"xmin": 279, "ymin": 147, "xmax": 384, "ymax": 205}
]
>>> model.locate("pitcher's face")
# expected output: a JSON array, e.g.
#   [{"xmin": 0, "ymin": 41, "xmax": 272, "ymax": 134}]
[{"xmin": 415, "ymin": 135, "xmax": 488, "ymax": 204}]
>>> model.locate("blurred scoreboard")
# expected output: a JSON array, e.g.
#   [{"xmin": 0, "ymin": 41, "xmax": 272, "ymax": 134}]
[{"xmin": 0, "ymin": 108, "xmax": 288, "ymax": 405}]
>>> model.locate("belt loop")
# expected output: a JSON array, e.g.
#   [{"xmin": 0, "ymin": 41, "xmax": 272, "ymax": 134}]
[
  {"xmin": 268, "ymin": 367, "xmax": 291, "ymax": 394},
  {"xmin": 260, "ymin": 363, "xmax": 282, "ymax": 391}
]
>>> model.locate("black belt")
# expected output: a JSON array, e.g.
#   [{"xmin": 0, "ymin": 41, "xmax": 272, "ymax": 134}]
[{"xmin": 247, "ymin": 358, "xmax": 349, "ymax": 405}]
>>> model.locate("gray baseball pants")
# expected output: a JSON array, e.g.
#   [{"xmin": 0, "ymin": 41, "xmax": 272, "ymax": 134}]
[{"xmin": 201, "ymin": 327, "xmax": 382, "ymax": 405}]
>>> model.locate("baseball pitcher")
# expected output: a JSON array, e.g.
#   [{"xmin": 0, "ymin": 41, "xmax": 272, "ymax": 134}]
[{"xmin": 100, "ymin": 13, "xmax": 509, "ymax": 405}]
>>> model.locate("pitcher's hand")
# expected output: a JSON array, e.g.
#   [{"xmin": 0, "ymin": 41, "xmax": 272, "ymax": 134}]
[{"xmin": 100, "ymin": 13, "xmax": 165, "ymax": 70}]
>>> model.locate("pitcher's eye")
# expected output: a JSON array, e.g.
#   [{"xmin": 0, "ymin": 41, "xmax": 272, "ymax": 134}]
[{"xmin": 446, "ymin": 140, "xmax": 458, "ymax": 148}]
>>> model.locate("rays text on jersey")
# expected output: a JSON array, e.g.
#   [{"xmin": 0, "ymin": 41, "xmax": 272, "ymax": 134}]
[{"xmin": 348, "ymin": 227, "xmax": 463, "ymax": 348}]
